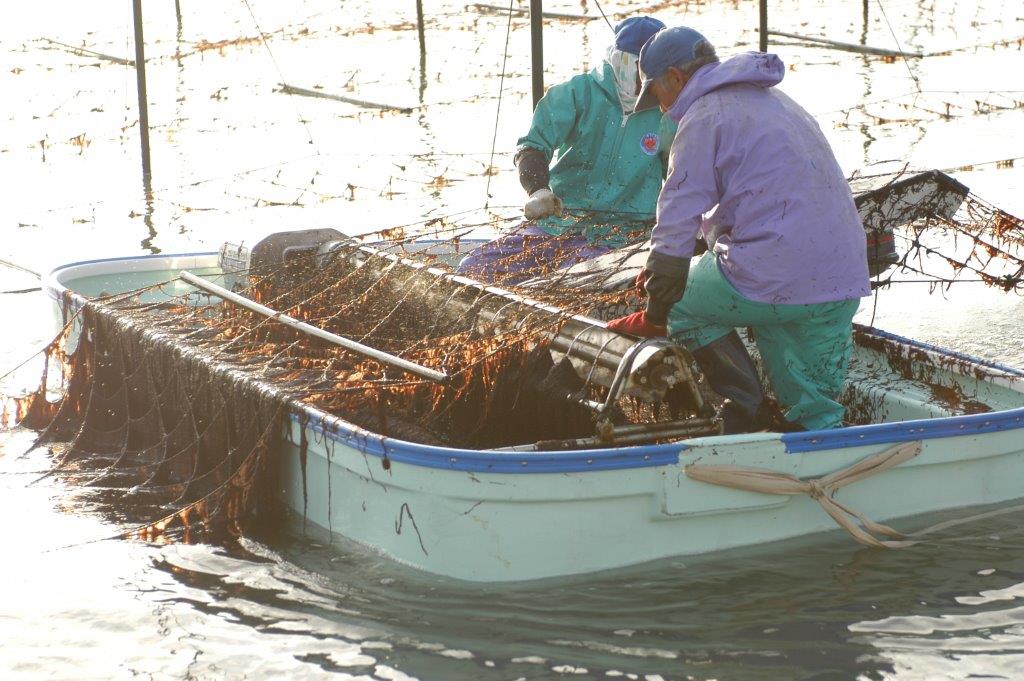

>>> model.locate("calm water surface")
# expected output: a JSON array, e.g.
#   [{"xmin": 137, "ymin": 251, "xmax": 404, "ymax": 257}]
[{"xmin": 2, "ymin": 1, "xmax": 1024, "ymax": 678}]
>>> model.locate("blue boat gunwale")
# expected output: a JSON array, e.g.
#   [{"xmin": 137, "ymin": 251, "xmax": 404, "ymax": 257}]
[
  {"xmin": 47, "ymin": 251, "xmax": 221, "ymax": 273},
  {"xmin": 44, "ymin": 252, "xmax": 1024, "ymax": 474},
  {"xmin": 43, "ymin": 251, "xmax": 221, "ymax": 305}
]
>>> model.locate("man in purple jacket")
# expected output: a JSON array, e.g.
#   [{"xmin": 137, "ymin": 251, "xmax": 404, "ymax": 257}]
[{"xmin": 607, "ymin": 27, "xmax": 870, "ymax": 432}]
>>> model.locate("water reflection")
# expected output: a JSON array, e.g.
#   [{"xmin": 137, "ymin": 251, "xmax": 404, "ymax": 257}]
[
  {"xmin": 125, "ymin": 508, "xmax": 1024, "ymax": 680},
  {"xmin": 139, "ymin": 175, "xmax": 160, "ymax": 254},
  {"xmin": 17, "ymin": 402, "xmax": 1021, "ymax": 680}
]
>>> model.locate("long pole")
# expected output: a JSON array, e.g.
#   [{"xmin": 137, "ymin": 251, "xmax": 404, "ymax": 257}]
[
  {"xmin": 131, "ymin": 0, "xmax": 152, "ymax": 181},
  {"xmin": 415, "ymin": 0, "xmax": 427, "ymax": 101},
  {"xmin": 768, "ymin": 30, "xmax": 921, "ymax": 58},
  {"xmin": 530, "ymin": 0, "xmax": 544, "ymax": 108},
  {"xmin": 862, "ymin": 0, "xmax": 869, "ymax": 45},
  {"xmin": 759, "ymin": 0, "xmax": 768, "ymax": 52},
  {"xmin": 415, "ymin": 0, "xmax": 426, "ymax": 53},
  {"xmin": 179, "ymin": 271, "xmax": 449, "ymax": 383}
]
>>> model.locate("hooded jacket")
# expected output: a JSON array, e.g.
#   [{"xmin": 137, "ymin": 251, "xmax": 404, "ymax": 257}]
[
  {"xmin": 653, "ymin": 52, "xmax": 870, "ymax": 305},
  {"xmin": 517, "ymin": 61, "xmax": 677, "ymax": 247}
]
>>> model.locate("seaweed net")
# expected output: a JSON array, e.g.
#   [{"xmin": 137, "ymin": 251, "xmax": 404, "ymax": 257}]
[
  {"xmin": 888, "ymin": 198, "xmax": 1024, "ymax": 292},
  {"xmin": 851, "ymin": 169, "xmax": 1024, "ymax": 292},
  {"xmin": 0, "ymin": 213, "xmax": 653, "ymax": 542},
  {"xmin": 2, "ymin": 181, "xmax": 1022, "ymax": 544}
]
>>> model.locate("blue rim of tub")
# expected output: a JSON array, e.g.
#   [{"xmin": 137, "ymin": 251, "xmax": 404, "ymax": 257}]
[
  {"xmin": 44, "ymin": 251, "xmax": 220, "ymax": 303},
  {"xmin": 45, "ymin": 253, "xmax": 1024, "ymax": 473}
]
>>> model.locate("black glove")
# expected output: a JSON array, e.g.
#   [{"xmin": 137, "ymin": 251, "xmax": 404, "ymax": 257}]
[
  {"xmin": 643, "ymin": 251, "xmax": 690, "ymax": 324},
  {"xmin": 514, "ymin": 146, "xmax": 551, "ymax": 196}
]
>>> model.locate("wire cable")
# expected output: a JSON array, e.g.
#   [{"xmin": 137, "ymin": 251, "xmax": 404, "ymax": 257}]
[
  {"xmin": 240, "ymin": 0, "xmax": 318, "ymax": 150},
  {"xmin": 484, "ymin": 0, "xmax": 516, "ymax": 208},
  {"xmin": 875, "ymin": 0, "xmax": 922, "ymax": 92},
  {"xmin": 593, "ymin": 0, "xmax": 614, "ymax": 33}
]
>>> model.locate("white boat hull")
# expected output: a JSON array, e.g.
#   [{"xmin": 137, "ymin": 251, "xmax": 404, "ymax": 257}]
[
  {"xmin": 276, "ymin": 410, "xmax": 1024, "ymax": 581},
  {"xmin": 44, "ymin": 252, "xmax": 1024, "ymax": 581}
]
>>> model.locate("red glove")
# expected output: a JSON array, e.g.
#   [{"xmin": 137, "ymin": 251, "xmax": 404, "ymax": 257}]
[{"xmin": 606, "ymin": 311, "xmax": 667, "ymax": 337}]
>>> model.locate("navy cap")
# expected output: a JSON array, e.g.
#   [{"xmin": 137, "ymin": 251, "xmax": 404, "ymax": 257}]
[
  {"xmin": 635, "ymin": 26, "xmax": 713, "ymax": 111},
  {"xmin": 613, "ymin": 16, "xmax": 666, "ymax": 56}
]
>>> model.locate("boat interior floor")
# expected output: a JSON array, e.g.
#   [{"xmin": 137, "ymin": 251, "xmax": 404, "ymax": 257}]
[{"xmin": 837, "ymin": 328, "xmax": 1022, "ymax": 426}]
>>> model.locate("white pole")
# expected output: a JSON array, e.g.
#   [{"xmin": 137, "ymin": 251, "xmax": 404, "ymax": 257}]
[{"xmin": 179, "ymin": 270, "xmax": 448, "ymax": 383}]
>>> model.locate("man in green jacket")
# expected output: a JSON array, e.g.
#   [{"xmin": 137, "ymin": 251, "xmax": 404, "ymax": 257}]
[{"xmin": 458, "ymin": 16, "xmax": 674, "ymax": 283}]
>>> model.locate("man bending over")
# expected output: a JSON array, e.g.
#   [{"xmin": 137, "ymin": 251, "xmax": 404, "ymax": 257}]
[{"xmin": 608, "ymin": 27, "xmax": 870, "ymax": 432}]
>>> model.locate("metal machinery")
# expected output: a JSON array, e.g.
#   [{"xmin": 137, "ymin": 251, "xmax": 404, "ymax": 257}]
[{"xmin": 210, "ymin": 230, "xmax": 717, "ymax": 450}]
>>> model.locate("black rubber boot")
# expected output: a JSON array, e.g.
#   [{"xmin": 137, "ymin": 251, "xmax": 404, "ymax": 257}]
[
  {"xmin": 691, "ymin": 331, "xmax": 766, "ymax": 434},
  {"xmin": 752, "ymin": 398, "xmax": 806, "ymax": 433}
]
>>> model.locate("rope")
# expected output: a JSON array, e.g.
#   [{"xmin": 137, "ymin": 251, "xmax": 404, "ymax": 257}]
[
  {"xmin": 686, "ymin": 438, "xmax": 1024, "ymax": 550},
  {"xmin": 874, "ymin": 0, "xmax": 922, "ymax": 92},
  {"xmin": 0, "ymin": 258, "xmax": 41, "ymax": 279},
  {"xmin": 686, "ymin": 441, "xmax": 922, "ymax": 548},
  {"xmin": 593, "ymin": 0, "xmax": 614, "ymax": 33},
  {"xmin": 240, "ymin": 0, "xmax": 317, "ymax": 150}
]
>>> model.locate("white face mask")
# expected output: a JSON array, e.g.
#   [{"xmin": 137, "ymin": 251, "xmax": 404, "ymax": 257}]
[{"xmin": 605, "ymin": 46, "xmax": 639, "ymax": 114}]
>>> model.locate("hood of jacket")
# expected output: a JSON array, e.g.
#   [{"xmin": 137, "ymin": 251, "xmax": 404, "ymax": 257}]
[
  {"xmin": 666, "ymin": 52, "xmax": 785, "ymax": 121},
  {"xmin": 589, "ymin": 60, "xmax": 622, "ymax": 104}
]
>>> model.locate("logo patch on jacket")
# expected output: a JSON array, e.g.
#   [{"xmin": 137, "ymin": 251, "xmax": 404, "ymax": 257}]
[{"xmin": 640, "ymin": 132, "xmax": 660, "ymax": 156}]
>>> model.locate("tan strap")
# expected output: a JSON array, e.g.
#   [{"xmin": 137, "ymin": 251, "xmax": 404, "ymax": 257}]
[{"xmin": 684, "ymin": 441, "xmax": 923, "ymax": 549}]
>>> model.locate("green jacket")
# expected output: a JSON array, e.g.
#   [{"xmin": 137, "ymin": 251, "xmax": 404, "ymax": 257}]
[{"xmin": 517, "ymin": 61, "xmax": 676, "ymax": 247}]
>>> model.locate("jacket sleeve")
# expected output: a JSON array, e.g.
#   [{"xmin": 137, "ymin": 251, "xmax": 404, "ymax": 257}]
[
  {"xmin": 650, "ymin": 103, "xmax": 722, "ymax": 260},
  {"xmin": 515, "ymin": 79, "xmax": 583, "ymax": 163}
]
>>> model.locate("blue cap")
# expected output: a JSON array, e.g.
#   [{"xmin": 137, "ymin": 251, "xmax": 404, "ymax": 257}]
[
  {"xmin": 635, "ymin": 26, "xmax": 713, "ymax": 111},
  {"xmin": 613, "ymin": 16, "xmax": 666, "ymax": 56}
]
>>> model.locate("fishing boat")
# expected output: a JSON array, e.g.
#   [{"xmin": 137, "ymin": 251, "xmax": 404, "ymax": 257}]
[{"xmin": 32, "ymin": 169, "xmax": 1024, "ymax": 582}]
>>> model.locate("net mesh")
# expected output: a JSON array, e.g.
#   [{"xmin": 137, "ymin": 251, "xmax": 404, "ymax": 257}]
[{"xmin": 850, "ymin": 168, "xmax": 1024, "ymax": 292}]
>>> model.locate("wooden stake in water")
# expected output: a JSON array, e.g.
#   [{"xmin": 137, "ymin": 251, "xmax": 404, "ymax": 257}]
[
  {"xmin": 530, "ymin": 0, "xmax": 544, "ymax": 108},
  {"xmin": 759, "ymin": 0, "xmax": 768, "ymax": 52},
  {"xmin": 132, "ymin": 0, "xmax": 152, "ymax": 182},
  {"xmin": 416, "ymin": 0, "xmax": 427, "ymax": 102},
  {"xmin": 415, "ymin": 0, "xmax": 426, "ymax": 55}
]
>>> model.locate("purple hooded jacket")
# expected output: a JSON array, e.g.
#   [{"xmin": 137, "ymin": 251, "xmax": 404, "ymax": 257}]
[{"xmin": 653, "ymin": 52, "xmax": 870, "ymax": 305}]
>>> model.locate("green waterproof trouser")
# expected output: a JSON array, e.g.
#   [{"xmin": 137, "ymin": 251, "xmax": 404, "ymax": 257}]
[{"xmin": 668, "ymin": 254, "xmax": 861, "ymax": 431}]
